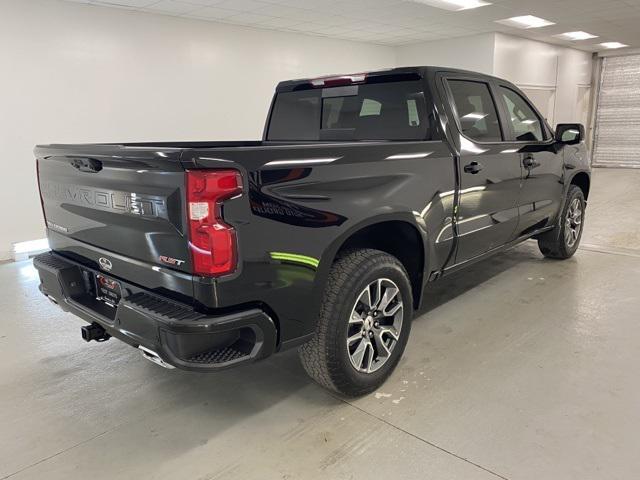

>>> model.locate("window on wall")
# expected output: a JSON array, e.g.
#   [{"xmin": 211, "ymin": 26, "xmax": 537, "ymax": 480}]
[
  {"xmin": 447, "ymin": 80, "xmax": 502, "ymax": 142},
  {"xmin": 500, "ymin": 87, "xmax": 545, "ymax": 142}
]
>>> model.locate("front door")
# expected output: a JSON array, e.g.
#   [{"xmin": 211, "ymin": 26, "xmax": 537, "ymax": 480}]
[
  {"xmin": 444, "ymin": 77, "xmax": 522, "ymax": 264},
  {"xmin": 495, "ymin": 84, "xmax": 564, "ymax": 236}
]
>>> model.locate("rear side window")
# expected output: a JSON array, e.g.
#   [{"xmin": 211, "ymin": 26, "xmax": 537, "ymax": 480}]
[
  {"xmin": 267, "ymin": 81, "xmax": 430, "ymax": 141},
  {"xmin": 447, "ymin": 80, "xmax": 502, "ymax": 142},
  {"xmin": 266, "ymin": 90, "xmax": 321, "ymax": 141},
  {"xmin": 500, "ymin": 87, "xmax": 545, "ymax": 142}
]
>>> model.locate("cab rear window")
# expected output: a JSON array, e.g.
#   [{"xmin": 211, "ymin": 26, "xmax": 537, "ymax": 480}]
[{"xmin": 267, "ymin": 81, "xmax": 430, "ymax": 141}]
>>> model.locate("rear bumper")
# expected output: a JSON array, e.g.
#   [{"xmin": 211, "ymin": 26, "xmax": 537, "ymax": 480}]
[{"xmin": 33, "ymin": 251, "xmax": 277, "ymax": 372}]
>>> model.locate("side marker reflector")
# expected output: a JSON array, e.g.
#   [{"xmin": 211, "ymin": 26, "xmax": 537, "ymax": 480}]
[{"xmin": 269, "ymin": 252, "xmax": 319, "ymax": 269}]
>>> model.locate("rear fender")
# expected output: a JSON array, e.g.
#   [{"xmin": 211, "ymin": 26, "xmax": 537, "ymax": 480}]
[{"xmin": 314, "ymin": 213, "xmax": 430, "ymax": 311}]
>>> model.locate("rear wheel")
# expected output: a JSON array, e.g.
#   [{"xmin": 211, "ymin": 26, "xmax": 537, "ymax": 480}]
[
  {"xmin": 299, "ymin": 249, "xmax": 413, "ymax": 397},
  {"xmin": 537, "ymin": 185, "xmax": 585, "ymax": 259}
]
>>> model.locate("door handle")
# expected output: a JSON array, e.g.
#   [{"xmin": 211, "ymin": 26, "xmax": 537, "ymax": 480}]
[
  {"xmin": 463, "ymin": 161, "xmax": 483, "ymax": 174},
  {"xmin": 523, "ymin": 155, "xmax": 540, "ymax": 169}
]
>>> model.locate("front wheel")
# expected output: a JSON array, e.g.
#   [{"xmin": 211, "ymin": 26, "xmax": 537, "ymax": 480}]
[
  {"xmin": 299, "ymin": 249, "xmax": 413, "ymax": 397},
  {"xmin": 537, "ymin": 184, "xmax": 586, "ymax": 259}
]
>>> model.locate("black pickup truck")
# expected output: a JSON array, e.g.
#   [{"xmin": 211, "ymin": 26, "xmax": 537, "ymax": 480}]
[{"xmin": 34, "ymin": 66, "xmax": 590, "ymax": 396}]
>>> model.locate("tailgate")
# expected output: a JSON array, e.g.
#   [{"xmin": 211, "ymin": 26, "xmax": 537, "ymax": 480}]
[{"xmin": 35, "ymin": 144, "xmax": 192, "ymax": 275}]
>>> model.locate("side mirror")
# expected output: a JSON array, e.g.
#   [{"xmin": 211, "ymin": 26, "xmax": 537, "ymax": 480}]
[{"xmin": 555, "ymin": 123, "xmax": 585, "ymax": 145}]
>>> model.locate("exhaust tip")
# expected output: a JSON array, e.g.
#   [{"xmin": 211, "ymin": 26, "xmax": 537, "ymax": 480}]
[
  {"xmin": 45, "ymin": 294, "xmax": 59, "ymax": 305},
  {"xmin": 138, "ymin": 346, "xmax": 175, "ymax": 369}
]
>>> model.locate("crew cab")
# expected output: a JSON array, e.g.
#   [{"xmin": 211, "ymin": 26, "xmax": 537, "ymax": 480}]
[{"xmin": 33, "ymin": 67, "xmax": 590, "ymax": 396}]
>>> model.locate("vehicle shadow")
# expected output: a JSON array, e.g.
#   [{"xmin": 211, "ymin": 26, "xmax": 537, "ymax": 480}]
[
  {"xmin": 139, "ymin": 243, "xmax": 546, "ymax": 436},
  {"xmin": 417, "ymin": 241, "xmax": 542, "ymax": 317},
  {"xmin": 153, "ymin": 242, "xmax": 544, "ymax": 408}
]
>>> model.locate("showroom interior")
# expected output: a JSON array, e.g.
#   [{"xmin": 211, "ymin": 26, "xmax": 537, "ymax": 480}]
[{"xmin": 1, "ymin": 0, "xmax": 640, "ymax": 478}]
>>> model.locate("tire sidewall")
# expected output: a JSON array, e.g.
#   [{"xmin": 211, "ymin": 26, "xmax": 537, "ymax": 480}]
[
  {"xmin": 327, "ymin": 257, "xmax": 413, "ymax": 394},
  {"xmin": 560, "ymin": 186, "xmax": 586, "ymax": 256}
]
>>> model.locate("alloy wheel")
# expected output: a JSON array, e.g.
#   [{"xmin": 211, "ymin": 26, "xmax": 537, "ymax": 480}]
[
  {"xmin": 565, "ymin": 197, "xmax": 583, "ymax": 248},
  {"xmin": 347, "ymin": 278, "xmax": 403, "ymax": 374}
]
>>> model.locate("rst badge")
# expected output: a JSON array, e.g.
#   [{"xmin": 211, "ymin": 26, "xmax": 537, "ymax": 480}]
[{"xmin": 159, "ymin": 255, "xmax": 186, "ymax": 267}]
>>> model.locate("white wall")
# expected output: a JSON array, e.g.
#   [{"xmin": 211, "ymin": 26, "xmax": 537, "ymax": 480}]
[
  {"xmin": 555, "ymin": 48, "xmax": 594, "ymax": 124},
  {"xmin": 397, "ymin": 32, "xmax": 593, "ymax": 126},
  {"xmin": 396, "ymin": 33, "xmax": 496, "ymax": 75},
  {"xmin": 397, "ymin": 32, "xmax": 593, "ymax": 125},
  {"xmin": 493, "ymin": 33, "xmax": 593, "ymax": 124},
  {"xmin": 0, "ymin": 0, "xmax": 396, "ymax": 259},
  {"xmin": 493, "ymin": 33, "xmax": 559, "ymax": 88}
]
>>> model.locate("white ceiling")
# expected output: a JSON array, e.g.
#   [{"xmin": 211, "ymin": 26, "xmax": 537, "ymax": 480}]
[{"xmin": 62, "ymin": 0, "xmax": 640, "ymax": 50}]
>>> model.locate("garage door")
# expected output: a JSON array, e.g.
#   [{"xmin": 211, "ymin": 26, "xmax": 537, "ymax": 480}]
[{"xmin": 593, "ymin": 54, "xmax": 640, "ymax": 168}]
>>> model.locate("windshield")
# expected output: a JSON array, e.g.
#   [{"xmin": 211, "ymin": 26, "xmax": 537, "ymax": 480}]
[{"xmin": 267, "ymin": 81, "xmax": 430, "ymax": 141}]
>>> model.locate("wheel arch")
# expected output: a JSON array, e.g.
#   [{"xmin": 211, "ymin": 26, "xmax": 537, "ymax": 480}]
[
  {"xmin": 319, "ymin": 214, "xmax": 428, "ymax": 310},
  {"xmin": 569, "ymin": 171, "xmax": 591, "ymax": 200}
]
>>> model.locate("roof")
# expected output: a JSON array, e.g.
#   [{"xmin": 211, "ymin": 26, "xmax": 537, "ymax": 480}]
[{"xmin": 275, "ymin": 66, "xmax": 507, "ymax": 92}]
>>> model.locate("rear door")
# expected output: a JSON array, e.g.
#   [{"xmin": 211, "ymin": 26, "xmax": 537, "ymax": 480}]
[
  {"xmin": 493, "ymin": 83, "xmax": 564, "ymax": 236},
  {"xmin": 441, "ymin": 75, "xmax": 522, "ymax": 264},
  {"xmin": 36, "ymin": 145, "xmax": 192, "ymax": 273}
]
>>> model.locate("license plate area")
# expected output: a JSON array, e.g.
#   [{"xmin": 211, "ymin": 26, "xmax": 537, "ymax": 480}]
[{"xmin": 95, "ymin": 273, "xmax": 122, "ymax": 307}]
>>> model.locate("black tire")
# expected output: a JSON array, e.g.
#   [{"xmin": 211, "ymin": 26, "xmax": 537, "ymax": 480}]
[
  {"xmin": 299, "ymin": 249, "xmax": 413, "ymax": 397},
  {"xmin": 537, "ymin": 184, "xmax": 586, "ymax": 259}
]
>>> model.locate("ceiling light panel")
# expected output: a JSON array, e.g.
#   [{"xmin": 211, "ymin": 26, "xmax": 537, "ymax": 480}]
[
  {"xmin": 554, "ymin": 31, "xmax": 598, "ymax": 41},
  {"xmin": 496, "ymin": 15, "xmax": 555, "ymax": 29},
  {"xmin": 599, "ymin": 42, "xmax": 628, "ymax": 49},
  {"xmin": 407, "ymin": 0, "xmax": 492, "ymax": 12}
]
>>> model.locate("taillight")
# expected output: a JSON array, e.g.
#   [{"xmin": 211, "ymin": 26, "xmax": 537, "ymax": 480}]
[{"xmin": 186, "ymin": 169, "xmax": 242, "ymax": 277}]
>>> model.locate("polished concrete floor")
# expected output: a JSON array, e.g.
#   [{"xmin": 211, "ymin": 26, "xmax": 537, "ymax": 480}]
[{"xmin": 1, "ymin": 168, "xmax": 639, "ymax": 480}]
